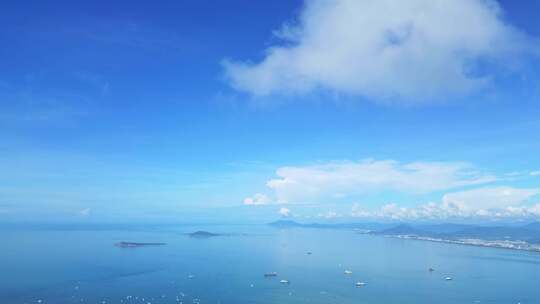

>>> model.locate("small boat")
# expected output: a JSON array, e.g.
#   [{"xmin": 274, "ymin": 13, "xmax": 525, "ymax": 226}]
[
  {"xmin": 344, "ymin": 270, "xmax": 353, "ymax": 275},
  {"xmin": 264, "ymin": 272, "xmax": 278, "ymax": 277},
  {"xmin": 280, "ymin": 279, "xmax": 290, "ymax": 284},
  {"xmin": 429, "ymin": 267, "xmax": 435, "ymax": 272},
  {"xmin": 188, "ymin": 274, "xmax": 195, "ymax": 279},
  {"xmin": 355, "ymin": 282, "xmax": 367, "ymax": 287},
  {"xmin": 306, "ymin": 251, "xmax": 312, "ymax": 255},
  {"xmin": 445, "ymin": 277, "xmax": 453, "ymax": 281}
]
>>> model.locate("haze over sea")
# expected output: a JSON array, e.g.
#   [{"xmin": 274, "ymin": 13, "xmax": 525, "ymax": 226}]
[{"xmin": 2, "ymin": 224, "xmax": 539, "ymax": 304}]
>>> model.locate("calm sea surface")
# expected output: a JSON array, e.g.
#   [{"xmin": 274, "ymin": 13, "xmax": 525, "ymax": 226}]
[{"xmin": 1, "ymin": 224, "xmax": 539, "ymax": 304}]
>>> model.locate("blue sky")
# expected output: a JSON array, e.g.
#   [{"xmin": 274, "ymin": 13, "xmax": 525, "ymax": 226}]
[{"xmin": 1, "ymin": 0, "xmax": 540, "ymax": 223}]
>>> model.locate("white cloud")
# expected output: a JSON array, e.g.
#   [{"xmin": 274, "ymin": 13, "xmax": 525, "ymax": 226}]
[
  {"xmin": 264, "ymin": 160, "xmax": 495, "ymax": 203},
  {"xmin": 349, "ymin": 187, "xmax": 540, "ymax": 220},
  {"xmin": 79, "ymin": 208, "xmax": 91, "ymax": 216},
  {"xmin": 317, "ymin": 211, "xmax": 342, "ymax": 219},
  {"xmin": 279, "ymin": 207, "xmax": 291, "ymax": 217},
  {"xmin": 243, "ymin": 159, "xmax": 540, "ymax": 220},
  {"xmin": 243, "ymin": 193, "xmax": 271, "ymax": 205},
  {"xmin": 501, "ymin": 204, "xmax": 540, "ymax": 217},
  {"xmin": 351, "ymin": 203, "xmax": 373, "ymax": 218},
  {"xmin": 504, "ymin": 171, "xmax": 523, "ymax": 177},
  {"xmin": 223, "ymin": 0, "xmax": 532, "ymax": 102},
  {"xmin": 530, "ymin": 171, "xmax": 540, "ymax": 176},
  {"xmin": 442, "ymin": 186, "xmax": 540, "ymax": 211}
]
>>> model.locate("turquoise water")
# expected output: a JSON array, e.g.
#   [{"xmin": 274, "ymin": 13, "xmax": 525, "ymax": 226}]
[{"xmin": 1, "ymin": 224, "xmax": 539, "ymax": 303}]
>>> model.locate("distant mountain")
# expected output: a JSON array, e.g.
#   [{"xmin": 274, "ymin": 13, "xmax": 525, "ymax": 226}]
[
  {"xmin": 268, "ymin": 220, "xmax": 391, "ymax": 231},
  {"xmin": 268, "ymin": 220, "xmax": 540, "ymax": 245},
  {"xmin": 372, "ymin": 224, "xmax": 428, "ymax": 236},
  {"xmin": 269, "ymin": 220, "xmax": 303, "ymax": 228},
  {"xmin": 416, "ymin": 223, "xmax": 476, "ymax": 234}
]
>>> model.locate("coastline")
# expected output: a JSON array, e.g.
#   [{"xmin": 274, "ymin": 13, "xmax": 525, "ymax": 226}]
[{"xmin": 382, "ymin": 234, "xmax": 540, "ymax": 253}]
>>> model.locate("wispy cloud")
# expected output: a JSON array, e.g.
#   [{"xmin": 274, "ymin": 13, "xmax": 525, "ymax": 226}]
[
  {"xmin": 0, "ymin": 93, "xmax": 89, "ymax": 124},
  {"xmin": 244, "ymin": 193, "xmax": 271, "ymax": 205},
  {"xmin": 244, "ymin": 159, "xmax": 496, "ymax": 204},
  {"xmin": 224, "ymin": 0, "xmax": 535, "ymax": 102},
  {"xmin": 317, "ymin": 210, "xmax": 341, "ymax": 219},
  {"xmin": 79, "ymin": 208, "xmax": 91, "ymax": 216},
  {"xmin": 279, "ymin": 207, "xmax": 291, "ymax": 217},
  {"xmin": 442, "ymin": 186, "xmax": 540, "ymax": 210},
  {"xmin": 0, "ymin": 72, "xmax": 107, "ymax": 125}
]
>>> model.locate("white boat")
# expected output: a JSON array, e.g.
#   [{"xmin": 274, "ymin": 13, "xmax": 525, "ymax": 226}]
[
  {"xmin": 344, "ymin": 270, "xmax": 353, "ymax": 275},
  {"xmin": 280, "ymin": 279, "xmax": 290, "ymax": 284},
  {"xmin": 445, "ymin": 277, "xmax": 453, "ymax": 281},
  {"xmin": 355, "ymin": 282, "xmax": 367, "ymax": 287}
]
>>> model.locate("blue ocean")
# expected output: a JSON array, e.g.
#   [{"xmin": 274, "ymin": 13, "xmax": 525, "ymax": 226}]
[{"xmin": 2, "ymin": 224, "xmax": 539, "ymax": 303}]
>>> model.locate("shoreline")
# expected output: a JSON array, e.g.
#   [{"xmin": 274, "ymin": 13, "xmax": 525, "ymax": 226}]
[{"xmin": 382, "ymin": 234, "xmax": 540, "ymax": 253}]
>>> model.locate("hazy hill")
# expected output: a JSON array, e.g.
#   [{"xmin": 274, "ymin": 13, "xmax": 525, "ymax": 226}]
[
  {"xmin": 268, "ymin": 220, "xmax": 391, "ymax": 231},
  {"xmin": 269, "ymin": 220, "xmax": 540, "ymax": 244}
]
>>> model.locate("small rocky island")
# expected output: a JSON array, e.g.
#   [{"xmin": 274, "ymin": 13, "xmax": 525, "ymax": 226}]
[
  {"xmin": 115, "ymin": 241, "xmax": 167, "ymax": 248},
  {"xmin": 186, "ymin": 231, "xmax": 222, "ymax": 238}
]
